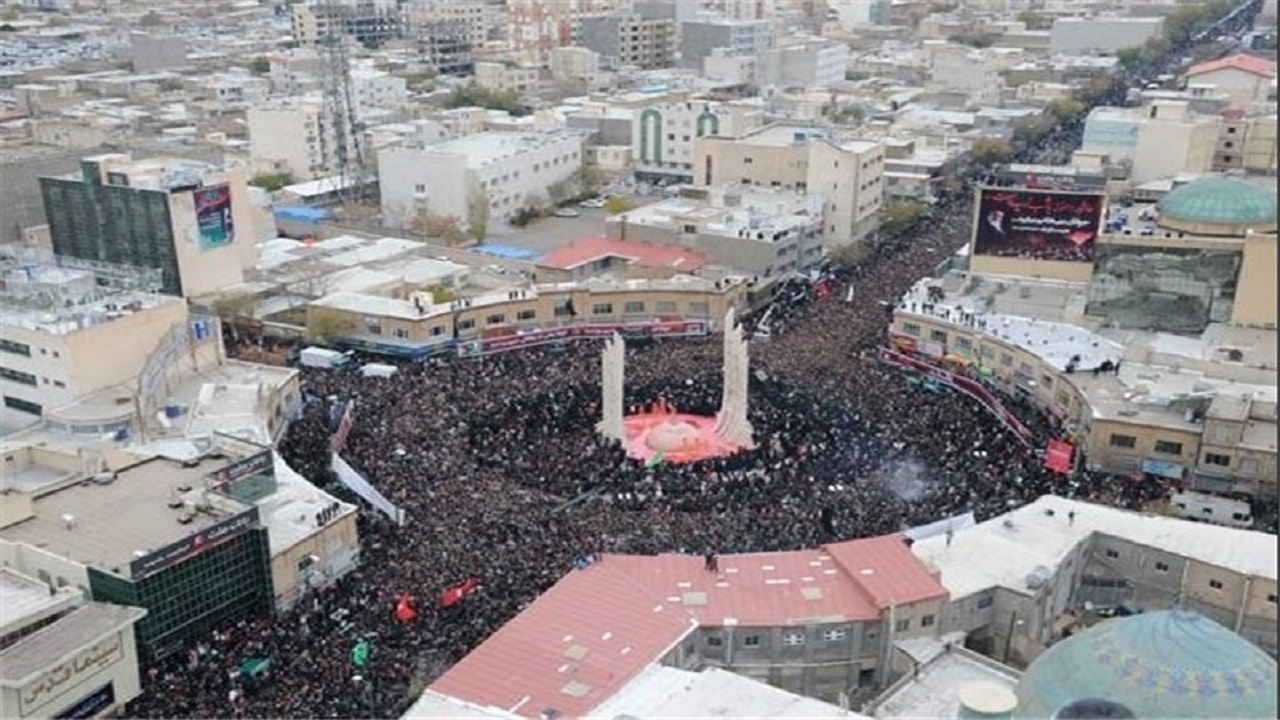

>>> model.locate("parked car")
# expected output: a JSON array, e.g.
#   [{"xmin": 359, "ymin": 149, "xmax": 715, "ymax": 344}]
[
  {"xmin": 579, "ymin": 197, "xmax": 607, "ymax": 208},
  {"xmin": 554, "ymin": 208, "xmax": 582, "ymax": 218}
]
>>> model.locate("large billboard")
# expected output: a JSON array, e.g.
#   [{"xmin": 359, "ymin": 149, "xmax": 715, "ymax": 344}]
[
  {"xmin": 193, "ymin": 183, "xmax": 235, "ymax": 250},
  {"xmin": 972, "ymin": 188, "xmax": 1104, "ymax": 263}
]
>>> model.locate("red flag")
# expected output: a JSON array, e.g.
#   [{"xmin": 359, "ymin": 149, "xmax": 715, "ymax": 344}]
[
  {"xmin": 439, "ymin": 578, "xmax": 480, "ymax": 608},
  {"xmin": 1044, "ymin": 440, "xmax": 1074, "ymax": 474},
  {"xmin": 395, "ymin": 592, "xmax": 418, "ymax": 624}
]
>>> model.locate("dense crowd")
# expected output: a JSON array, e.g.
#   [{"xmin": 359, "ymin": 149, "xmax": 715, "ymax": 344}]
[{"xmin": 127, "ymin": 8, "xmax": 1269, "ymax": 716}]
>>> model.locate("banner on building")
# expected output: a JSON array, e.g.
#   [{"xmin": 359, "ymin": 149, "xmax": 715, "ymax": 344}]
[
  {"xmin": 194, "ymin": 183, "xmax": 235, "ymax": 250},
  {"xmin": 130, "ymin": 508, "xmax": 260, "ymax": 580},
  {"xmin": 331, "ymin": 402, "xmax": 354, "ymax": 453},
  {"xmin": 879, "ymin": 347, "xmax": 1034, "ymax": 445},
  {"xmin": 331, "ymin": 453, "xmax": 406, "ymax": 526},
  {"xmin": 972, "ymin": 188, "xmax": 1104, "ymax": 263},
  {"xmin": 1044, "ymin": 439, "xmax": 1075, "ymax": 474},
  {"xmin": 459, "ymin": 320, "xmax": 708, "ymax": 357}
]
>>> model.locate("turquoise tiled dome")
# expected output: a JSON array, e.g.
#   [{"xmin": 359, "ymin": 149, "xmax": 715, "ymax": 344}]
[
  {"xmin": 1157, "ymin": 177, "xmax": 1277, "ymax": 227},
  {"xmin": 1014, "ymin": 611, "xmax": 1278, "ymax": 719}
]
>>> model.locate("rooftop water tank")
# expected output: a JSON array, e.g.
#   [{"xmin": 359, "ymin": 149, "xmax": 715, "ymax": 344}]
[{"xmin": 958, "ymin": 681, "xmax": 1018, "ymax": 720}]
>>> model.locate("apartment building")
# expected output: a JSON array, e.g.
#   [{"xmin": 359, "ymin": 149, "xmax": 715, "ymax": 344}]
[
  {"xmin": 248, "ymin": 96, "xmax": 363, "ymax": 182},
  {"xmin": 549, "ymin": 46, "xmax": 602, "ymax": 83},
  {"xmin": 378, "ymin": 131, "xmax": 586, "ymax": 231},
  {"xmin": 403, "ymin": 0, "xmax": 488, "ymax": 47},
  {"xmin": 472, "ymin": 61, "xmax": 540, "ymax": 94},
  {"xmin": 579, "ymin": 3, "xmax": 678, "ymax": 70},
  {"xmin": 1186, "ymin": 54, "xmax": 1278, "ymax": 110},
  {"xmin": 1214, "ymin": 110, "xmax": 1278, "ymax": 174},
  {"xmin": 606, "ymin": 185, "xmax": 825, "ymax": 277},
  {"xmin": 416, "ymin": 19, "xmax": 475, "ymax": 76},
  {"xmin": 694, "ymin": 124, "xmax": 885, "ymax": 244},
  {"xmin": 679, "ymin": 13, "xmax": 772, "ymax": 74},
  {"xmin": 1081, "ymin": 102, "xmax": 1219, "ymax": 185},
  {"xmin": 266, "ymin": 49, "xmax": 323, "ymax": 97},
  {"xmin": 632, "ymin": 99, "xmax": 766, "ymax": 184},
  {"xmin": 291, "ymin": 0, "xmax": 402, "ymax": 47},
  {"xmin": 758, "ymin": 36, "xmax": 849, "ymax": 91},
  {"xmin": 0, "ymin": 564, "xmax": 146, "ymax": 720},
  {"xmin": 305, "ymin": 277, "xmax": 748, "ymax": 358},
  {"xmin": 926, "ymin": 43, "xmax": 1023, "ymax": 107},
  {"xmin": 38, "ymin": 154, "xmax": 257, "ymax": 298},
  {"xmin": 506, "ymin": 0, "xmax": 628, "ymax": 63}
]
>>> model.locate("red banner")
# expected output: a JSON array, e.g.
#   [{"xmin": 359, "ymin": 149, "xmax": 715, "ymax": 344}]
[
  {"xmin": 459, "ymin": 320, "xmax": 708, "ymax": 357},
  {"xmin": 879, "ymin": 347, "xmax": 1034, "ymax": 445},
  {"xmin": 1044, "ymin": 440, "xmax": 1074, "ymax": 474}
]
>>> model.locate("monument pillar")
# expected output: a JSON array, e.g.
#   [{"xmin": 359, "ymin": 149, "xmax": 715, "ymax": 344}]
[
  {"xmin": 714, "ymin": 309, "xmax": 756, "ymax": 449},
  {"xmin": 596, "ymin": 333, "xmax": 626, "ymax": 442}
]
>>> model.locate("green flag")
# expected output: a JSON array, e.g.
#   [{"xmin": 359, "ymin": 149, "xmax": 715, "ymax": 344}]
[
  {"xmin": 351, "ymin": 640, "xmax": 370, "ymax": 668},
  {"xmin": 645, "ymin": 451, "xmax": 665, "ymax": 470}
]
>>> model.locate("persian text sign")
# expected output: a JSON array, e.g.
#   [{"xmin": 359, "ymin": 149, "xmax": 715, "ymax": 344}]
[
  {"xmin": 973, "ymin": 188, "xmax": 1103, "ymax": 263},
  {"xmin": 879, "ymin": 348, "xmax": 1034, "ymax": 444},
  {"xmin": 129, "ymin": 508, "xmax": 259, "ymax": 580},
  {"xmin": 460, "ymin": 321, "xmax": 708, "ymax": 357}
]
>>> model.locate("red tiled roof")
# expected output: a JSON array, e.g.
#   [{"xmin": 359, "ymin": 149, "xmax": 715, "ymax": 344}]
[
  {"xmin": 428, "ymin": 536, "xmax": 948, "ymax": 717},
  {"xmin": 824, "ymin": 535, "xmax": 950, "ymax": 609},
  {"xmin": 1187, "ymin": 53, "xmax": 1278, "ymax": 79},
  {"xmin": 537, "ymin": 237, "xmax": 710, "ymax": 272}
]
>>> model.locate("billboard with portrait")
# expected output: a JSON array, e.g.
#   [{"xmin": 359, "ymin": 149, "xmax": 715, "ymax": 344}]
[
  {"xmin": 972, "ymin": 188, "xmax": 1104, "ymax": 263},
  {"xmin": 194, "ymin": 183, "xmax": 235, "ymax": 250}
]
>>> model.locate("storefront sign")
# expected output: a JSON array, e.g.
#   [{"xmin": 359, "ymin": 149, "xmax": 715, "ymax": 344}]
[
  {"xmin": 55, "ymin": 684, "xmax": 116, "ymax": 719},
  {"xmin": 459, "ymin": 321, "xmax": 708, "ymax": 357},
  {"xmin": 21, "ymin": 636, "xmax": 122, "ymax": 714},
  {"xmin": 1140, "ymin": 459, "xmax": 1185, "ymax": 480},
  {"xmin": 130, "ymin": 508, "xmax": 259, "ymax": 580},
  {"xmin": 209, "ymin": 450, "xmax": 273, "ymax": 485}
]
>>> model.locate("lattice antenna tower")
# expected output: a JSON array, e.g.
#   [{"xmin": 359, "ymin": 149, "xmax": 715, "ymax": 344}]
[{"xmin": 317, "ymin": 4, "xmax": 367, "ymax": 206}]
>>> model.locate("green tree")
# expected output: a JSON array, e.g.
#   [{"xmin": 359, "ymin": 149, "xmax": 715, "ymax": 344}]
[
  {"xmin": 604, "ymin": 196, "xmax": 634, "ymax": 215},
  {"xmin": 249, "ymin": 172, "xmax": 294, "ymax": 192},
  {"xmin": 971, "ymin": 138, "xmax": 1014, "ymax": 167},
  {"xmin": 1046, "ymin": 98, "xmax": 1086, "ymax": 123},
  {"xmin": 1115, "ymin": 47, "xmax": 1146, "ymax": 71},
  {"xmin": 466, "ymin": 177, "xmax": 490, "ymax": 241},
  {"xmin": 881, "ymin": 202, "xmax": 927, "ymax": 237},
  {"xmin": 446, "ymin": 82, "xmax": 525, "ymax": 115}
]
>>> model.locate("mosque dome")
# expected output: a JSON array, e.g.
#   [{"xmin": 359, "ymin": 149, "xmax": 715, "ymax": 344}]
[
  {"xmin": 1014, "ymin": 610, "xmax": 1277, "ymax": 720},
  {"xmin": 1156, "ymin": 177, "xmax": 1277, "ymax": 236}
]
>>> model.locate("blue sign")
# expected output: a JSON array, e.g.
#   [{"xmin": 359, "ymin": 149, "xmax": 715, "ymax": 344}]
[
  {"xmin": 56, "ymin": 683, "xmax": 114, "ymax": 719},
  {"xmin": 192, "ymin": 318, "xmax": 213, "ymax": 341},
  {"xmin": 1141, "ymin": 459, "xmax": 1185, "ymax": 480}
]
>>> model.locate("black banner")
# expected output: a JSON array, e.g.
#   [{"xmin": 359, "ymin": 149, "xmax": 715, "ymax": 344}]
[
  {"xmin": 209, "ymin": 450, "xmax": 273, "ymax": 485},
  {"xmin": 129, "ymin": 508, "xmax": 259, "ymax": 580},
  {"xmin": 973, "ymin": 188, "xmax": 1103, "ymax": 263},
  {"xmin": 55, "ymin": 684, "xmax": 115, "ymax": 719}
]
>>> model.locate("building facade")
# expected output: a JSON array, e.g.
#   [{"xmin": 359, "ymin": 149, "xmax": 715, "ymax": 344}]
[
  {"xmin": 631, "ymin": 100, "xmax": 766, "ymax": 184},
  {"xmin": 248, "ymin": 97, "xmax": 363, "ymax": 182},
  {"xmin": 679, "ymin": 15, "xmax": 772, "ymax": 73},
  {"xmin": 579, "ymin": 6, "xmax": 677, "ymax": 70},
  {"xmin": 758, "ymin": 36, "xmax": 849, "ymax": 91},
  {"xmin": 694, "ymin": 124, "xmax": 885, "ymax": 244},
  {"xmin": 1081, "ymin": 102, "xmax": 1219, "ymax": 185},
  {"xmin": 38, "ymin": 154, "xmax": 257, "ymax": 298}
]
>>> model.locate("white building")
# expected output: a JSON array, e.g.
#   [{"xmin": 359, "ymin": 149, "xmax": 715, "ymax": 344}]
[
  {"xmin": 0, "ymin": 565, "xmax": 146, "ymax": 720},
  {"xmin": 378, "ymin": 131, "xmax": 587, "ymax": 230},
  {"xmin": 350, "ymin": 63, "xmax": 408, "ymax": 117},
  {"xmin": 758, "ymin": 35, "xmax": 849, "ymax": 92},
  {"xmin": 1049, "ymin": 17, "xmax": 1164, "ymax": 56},
  {"xmin": 606, "ymin": 184, "xmax": 826, "ymax": 277},
  {"xmin": 1185, "ymin": 54, "xmax": 1278, "ymax": 110},
  {"xmin": 1081, "ymin": 102, "xmax": 1219, "ymax": 184},
  {"xmin": 248, "ymin": 96, "xmax": 361, "ymax": 181},
  {"xmin": 266, "ymin": 48, "xmax": 322, "ymax": 97},
  {"xmin": 927, "ymin": 42, "xmax": 1023, "ymax": 106},
  {"xmin": 632, "ymin": 99, "xmax": 766, "ymax": 183},
  {"xmin": 549, "ymin": 46, "xmax": 601, "ymax": 83},
  {"xmin": 201, "ymin": 71, "xmax": 271, "ymax": 111}
]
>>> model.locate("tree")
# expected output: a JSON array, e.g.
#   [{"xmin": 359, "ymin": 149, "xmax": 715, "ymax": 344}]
[
  {"xmin": 309, "ymin": 313, "xmax": 347, "ymax": 345},
  {"xmin": 829, "ymin": 242, "xmax": 872, "ymax": 268},
  {"xmin": 1115, "ymin": 47, "xmax": 1146, "ymax": 71},
  {"xmin": 409, "ymin": 212, "xmax": 466, "ymax": 245},
  {"xmin": 249, "ymin": 56, "xmax": 270, "ymax": 75},
  {"xmin": 604, "ymin": 197, "xmax": 634, "ymax": 215},
  {"xmin": 446, "ymin": 82, "xmax": 525, "ymax": 115},
  {"xmin": 1016, "ymin": 10, "xmax": 1051, "ymax": 31},
  {"xmin": 971, "ymin": 138, "xmax": 1014, "ymax": 167},
  {"xmin": 0, "ymin": 6, "xmax": 18, "ymax": 21},
  {"xmin": 466, "ymin": 180, "xmax": 490, "ymax": 241},
  {"xmin": 1046, "ymin": 98, "xmax": 1086, "ymax": 123},
  {"xmin": 249, "ymin": 172, "xmax": 294, "ymax": 192},
  {"xmin": 423, "ymin": 284, "xmax": 457, "ymax": 304},
  {"xmin": 881, "ymin": 202, "xmax": 927, "ymax": 237}
]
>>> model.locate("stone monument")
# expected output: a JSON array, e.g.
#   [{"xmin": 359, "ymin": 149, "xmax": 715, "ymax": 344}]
[
  {"xmin": 596, "ymin": 332, "xmax": 626, "ymax": 442},
  {"xmin": 714, "ymin": 308, "xmax": 756, "ymax": 449}
]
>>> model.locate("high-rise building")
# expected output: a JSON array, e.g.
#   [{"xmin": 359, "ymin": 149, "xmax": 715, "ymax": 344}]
[
  {"xmin": 38, "ymin": 154, "xmax": 257, "ymax": 298},
  {"xmin": 291, "ymin": 0, "xmax": 403, "ymax": 48},
  {"xmin": 580, "ymin": 3, "xmax": 679, "ymax": 70}
]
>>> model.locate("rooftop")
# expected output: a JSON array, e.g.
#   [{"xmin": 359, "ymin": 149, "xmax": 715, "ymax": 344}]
[
  {"xmin": 911, "ymin": 495, "xmax": 1279, "ymax": 600},
  {"xmin": 0, "ymin": 456, "xmax": 255, "ymax": 578},
  {"xmin": 429, "ymin": 538, "xmax": 945, "ymax": 718},
  {"xmin": 401, "ymin": 130, "xmax": 584, "ymax": 167},
  {"xmin": 538, "ymin": 237, "xmax": 711, "ymax": 273},
  {"xmin": 1156, "ymin": 176, "xmax": 1278, "ymax": 229},
  {"xmin": 1187, "ymin": 53, "xmax": 1278, "ymax": 79},
  {"xmin": 0, "ymin": 602, "xmax": 147, "ymax": 686},
  {"xmin": 591, "ymin": 665, "xmax": 863, "ymax": 719},
  {"xmin": 0, "ymin": 568, "xmax": 78, "ymax": 634},
  {"xmin": 614, "ymin": 186, "xmax": 823, "ymax": 240},
  {"xmin": 1, "ymin": 277, "xmax": 175, "ymax": 337},
  {"xmin": 871, "ymin": 636, "xmax": 1020, "ymax": 720}
]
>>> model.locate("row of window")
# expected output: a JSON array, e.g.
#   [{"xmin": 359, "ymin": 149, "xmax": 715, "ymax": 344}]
[
  {"xmin": 704, "ymin": 616, "xmax": 935, "ymax": 649},
  {"xmin": 1109, "ymin": 433, "xmax": 1242, "ymax": 468},
  {"xmin": 0, "ymin": 338, "xmax": 30, "ymax": 357},
  {"xmin": 360, "ymin": 299, "xmax": 714, "ymax": 338},
  {"xmin": 3, "ymin": 395, "xmax": 41, "ymax": 415},
  {"xmin": 1098, "ymin": 547, "xmax": 1277, "ymax": 602}
]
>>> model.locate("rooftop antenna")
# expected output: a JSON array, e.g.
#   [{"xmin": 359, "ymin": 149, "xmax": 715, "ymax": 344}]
[{"xmin": 317, "ymin": 10, "xmax": 367, "ymax": 207}]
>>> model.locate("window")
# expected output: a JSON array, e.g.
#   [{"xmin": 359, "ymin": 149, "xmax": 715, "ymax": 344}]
[
  {"xmin": 706, "ymin": 635, "xmax": 723, "ymax": 647},
  {"xmin": 1105, "ymin": 548, "xmax": 1120, "ymax": 559},
  {"xmin": 742, "ymin": 635, "xmax": 760, "ymax": 647},
  {"xmin": 0, "ymin": 367, "xmax": 37, "ymax": 386},
  {"xmin": 624, "ymin": 301, "xmax": 645, "ymax": 314},
  {"xmin": 1268, "ymin": 594, "xmax": 1277, "ymax": 604},
  {"xmin": 429, "ymin": 326, "xmax": 445, "ymax": 337},
  {"xmin": 486, "ymin": 313, "xmax": 506, "ymax": 325},
  {"xmin": 516, "ymin": 309, "xmax": 536, "ymax": 321},
  {"xmin": 1152, "ymin": 440, "xmax": 1183, "ymax": 455},
  {"xmin": 929, "ymin": 329, "xmax": 947, "ymax": 343},
  {"xmin": 1239, "ymin": 458, "xmax": 1260, "ymax": 475},
  {"xmin": 954, "ymin": 337, "xmax": 972, "ymax": 352},
  {"xmin": 3, "ymin": 396, "xmax": 41, "ymax": 415},
  {"xmin": 1109, "ymin": 434, "xmax": 1137, "ymax": 449},
  {"xmin": 297, "ymin": 555, "xmax": 316, "ymax": 572},
  {"xmin": 392, "ymin": 329, "xmax": 409, "ymax": 339},
  {"xmin": 1208, "ymin": 579, "xmax": 1223, "ymax": 590},
  {"xmin": 743, "ymin": 157, "xmax": 753, "ymax": 164},
  {"xmin": 1154, "ymin": 561, "xmax": 1170, "ymax": 572},
  {"xmin": 921, "ymin": 614, "xmax": 935, "ymax": 627},
  {"xmin": 1204, "ymin": 452, "xmax": 1231, "ymax": 467},
  {"xmin": 0, "ymin": 338, "xmax": 31, "ymax": 357},
  {"xmin": 1040, "ymin": 374, "xmax": 1053, "ymax": 389},
  {"xmin": 782, "ymin": 632, "xmax": 805, "ymax": 646},
  {"xmin": 457, "ymin": 319, "xmax": 475, "ymax": 331},
  {"xmin": 902, "ymin": 323, "xmax": 921, "ymax": 336},
  {"xmin": 689, "ymin": 302, "xmax": 709, "ymax": 315},
  {"xmin": 591, "ymin": 303, "xmax": 613, "ymax": 315},
  {"xmin": 554, "ymin": 299, "xmax": 575, "ymax": 317},
  {"xmin": 1000, "ymin": 353, "xmax": 1013, "ymax": 367},
  {"xmin": 655, "ymin": 301, "xmax": 677, "ymax": 314},
  {"xmin": 414, "ymin": 183, "xmax": 426, "ymax": 193},
  {"xmin": 895, "ymin": 619, "xmax": 910, "ymax": 632},
  {"xmin": 822, "ymin": 628, "xmax": 846, "ymax": 641},
  {"xmin": 53, "ymin": 380, "xmax": 65, "ymax": 388}
]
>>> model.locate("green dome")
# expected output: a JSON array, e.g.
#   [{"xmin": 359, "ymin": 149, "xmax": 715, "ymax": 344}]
[
  {"xmin": 1015, "ymin": 611, "xmax": 1277, "ymax": 719},
  {"xmin": 1156, "ymin": 177, "xmax": 1277, "ymax": 227}
]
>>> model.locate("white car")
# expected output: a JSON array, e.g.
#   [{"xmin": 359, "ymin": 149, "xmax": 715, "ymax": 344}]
[
  {"xmin": 554, "ymin": 208, "xmax": 582, "ymax": 218},
  {"xmin": 579, "ymin": 197, "xmax": 607, "ymax": 209}
]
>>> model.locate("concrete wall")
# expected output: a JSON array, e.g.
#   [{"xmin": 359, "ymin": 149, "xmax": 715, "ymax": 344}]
[
  {"xmin": 1, "ymin": 622, "xmax": 143, "ymax": 719},
  {"xmin": 1233, "ymin": 232, "xmax": 1277, "ymax": 327},
  {"xmin": 270, "ymin": 511, "xmax": 360, "ymax": 610}
]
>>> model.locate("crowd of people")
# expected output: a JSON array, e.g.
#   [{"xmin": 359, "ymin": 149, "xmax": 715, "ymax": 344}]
[{"xmin": 126, "ymin": 10, "xmax": 1271, "ymax": 715}]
